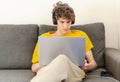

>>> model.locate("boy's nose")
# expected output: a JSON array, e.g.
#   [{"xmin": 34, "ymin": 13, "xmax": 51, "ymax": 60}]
[{"xmin": 63, "ymin": 23, "xmax": 68, "ymax": 28}]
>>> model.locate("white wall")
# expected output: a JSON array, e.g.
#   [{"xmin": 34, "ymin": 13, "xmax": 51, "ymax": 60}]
[
  {"xmin": 0, "ymin": 0, "xmax": 120, "ymax": 49},
  {"xmin": 117, "ymin": 0, "xmax": 120, "ymax": 49}
]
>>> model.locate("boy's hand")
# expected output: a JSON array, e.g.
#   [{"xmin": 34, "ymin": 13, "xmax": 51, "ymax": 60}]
[{"xmin": 80, "ymin": 59, "xmax": 89, "ymax": 70}]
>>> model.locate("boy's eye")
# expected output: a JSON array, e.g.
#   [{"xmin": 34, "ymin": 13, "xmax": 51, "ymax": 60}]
[
  {"xmin": 67, "ymin": 21, "xmax": 70, "ymax": 23},
  {"xmin": 61, "ymin": 21, "xmax": 64, "ymax": 23},
  {"xmin": 60, "ymin": 21, "xmax": 70, "ymax": 23}
]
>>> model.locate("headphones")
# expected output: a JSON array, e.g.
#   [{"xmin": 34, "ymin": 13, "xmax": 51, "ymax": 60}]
[{"xmin": 52, "ymin": 11, "xmax": 75, "ymax": 25}]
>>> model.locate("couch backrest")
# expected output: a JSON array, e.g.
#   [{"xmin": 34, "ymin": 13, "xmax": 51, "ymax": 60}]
[
  {"xmin": 0, "ymin": 25, "xmax": 39, "ymax": 69},
  {"xmin": 39, "ymin": 23, "xmax": 105, "ymax": 68}
]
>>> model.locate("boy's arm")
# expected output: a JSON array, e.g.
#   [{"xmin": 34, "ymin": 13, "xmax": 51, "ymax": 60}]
[
  {"xmin": 80, "ymin": 50, "xmax": 97, "ymax": 70},
  {"xmin": 31, "ymin": 63, "xmax": 40, "ymax": 72}
]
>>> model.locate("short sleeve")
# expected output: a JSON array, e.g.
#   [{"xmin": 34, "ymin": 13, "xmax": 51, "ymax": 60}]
[
  {"xmin": 83, "ymin": 32, "xmax": 94, "ymax": 51},
  {"xmin": 32, "ymin": 42, "xmax": 39, "ymax": 63}
]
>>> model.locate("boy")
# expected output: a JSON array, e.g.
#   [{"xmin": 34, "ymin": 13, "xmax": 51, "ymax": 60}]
[{"xmin": 31, "ymin": 1, "xmax": 97, "ymax": 82}]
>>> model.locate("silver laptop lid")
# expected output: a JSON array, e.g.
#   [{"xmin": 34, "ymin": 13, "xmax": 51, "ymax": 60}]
[{"xmin": 38, "ymin": 36, "xmax": 86, "ymax": 66}]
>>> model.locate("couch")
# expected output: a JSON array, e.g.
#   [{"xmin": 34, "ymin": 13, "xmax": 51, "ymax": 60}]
[{"xmin": 0, "ymin": 23, "xmax": 119, "ymax": 82}]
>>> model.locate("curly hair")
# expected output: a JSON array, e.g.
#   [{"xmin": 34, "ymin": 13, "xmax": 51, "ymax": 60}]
[{"xmin": 52, "ymin": 1, "xmax": 75, "ymax": 22}]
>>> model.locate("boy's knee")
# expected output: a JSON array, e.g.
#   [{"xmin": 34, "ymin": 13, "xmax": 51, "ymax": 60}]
[
  {"xmin": 50, "ymin": 54, "xmax": 70, "ymax": 65},
  {"xmin": 57, "ymin": 54, "xmax": 68, "ymax": 60}
]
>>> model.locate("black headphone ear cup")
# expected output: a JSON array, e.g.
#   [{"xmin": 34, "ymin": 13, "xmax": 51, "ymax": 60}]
[
  {"xmin": 72, "ymin": 18, "xmax": 75, "ymax": 24},
  {"xmin": 72, "ymin": 20, "xmax": 75, "ymax": 24},
  {"xmin": 52, "ymin": 12, "xmax": 57, "ymax": 25},
  {"xmin": 53, "ymin": 16, "xmax": 57, "ymax": 25}
]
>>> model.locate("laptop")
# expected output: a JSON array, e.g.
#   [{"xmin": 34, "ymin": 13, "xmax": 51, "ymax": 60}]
[{"xmin": 38, "ymin": 36, "xmax": 86, "ymax": 66}]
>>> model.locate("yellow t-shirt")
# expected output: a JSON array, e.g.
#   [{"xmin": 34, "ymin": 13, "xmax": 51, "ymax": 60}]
[{"xmin": 32, "ymin": 30, "xmax": 93, "ymax": 63}]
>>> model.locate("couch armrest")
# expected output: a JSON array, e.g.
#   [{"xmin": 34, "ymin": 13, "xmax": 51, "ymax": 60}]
[{"xmin": 105, "ymin": 48, "xmax": 120, "ymax": 81}]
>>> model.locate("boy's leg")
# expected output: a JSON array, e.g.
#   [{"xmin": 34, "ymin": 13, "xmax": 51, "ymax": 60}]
[{"xmin": 31, "ymin": 54, "xmax": 85, "ymax": 82}]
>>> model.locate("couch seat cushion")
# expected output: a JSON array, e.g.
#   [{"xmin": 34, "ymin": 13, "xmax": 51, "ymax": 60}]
[
  {"xmin": 84, "ymin": 77, "xmax": 119, "ymax": 82},
  {"xmin": 84, "ymin": 68, "xmax": 119, "ymax": 82},
  {"xmin": 0, "ymin": 69, "xmax": 35, "ymax": 82}
]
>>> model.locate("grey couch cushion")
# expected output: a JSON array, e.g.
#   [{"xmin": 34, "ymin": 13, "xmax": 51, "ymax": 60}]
[
  {"xmin": 84, "ymin": 77, "xmax": 118, "ymax": 82},
  {"xmin": 39, "ymin": 23, "xmax": 105, "ymax": 67},
  {"xmin": 0, "ymin": 70, "xmax": 35, "ymax": 82},
  {"xmin": 0, "ymin": 25, "xmax": 39, "ymax": 69},
  {"xmin": 84, "ymin": 68, "xmax": 118, "ymax": 82}
]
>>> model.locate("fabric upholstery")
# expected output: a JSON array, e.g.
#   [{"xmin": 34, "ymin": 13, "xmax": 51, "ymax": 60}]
[
  {"xmin": 84, "ymin": 68, "xmax": 118, "ymax": 82},
  {"xmin": 84, "ymin": 77, "xmax": 118, "ymax": 82},
  {"xmin": 39, "ymin": 23, "xmax": 105, "ymax": 68},
  {"xmin": 105, "ymin": 48, "xmax": 120, "ymax": 81},
  {"xmin": 0, "ymin": 25, "xmax": 39, "ymax": 69},
  {"xmin": 0, "ymin": 70, "xmax": 35, "ymax": 82}
]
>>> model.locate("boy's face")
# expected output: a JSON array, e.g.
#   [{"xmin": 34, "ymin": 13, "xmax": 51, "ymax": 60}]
[{"xmin": 57, "ymin": 17, "xmax": 72, "ymax": 34}]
